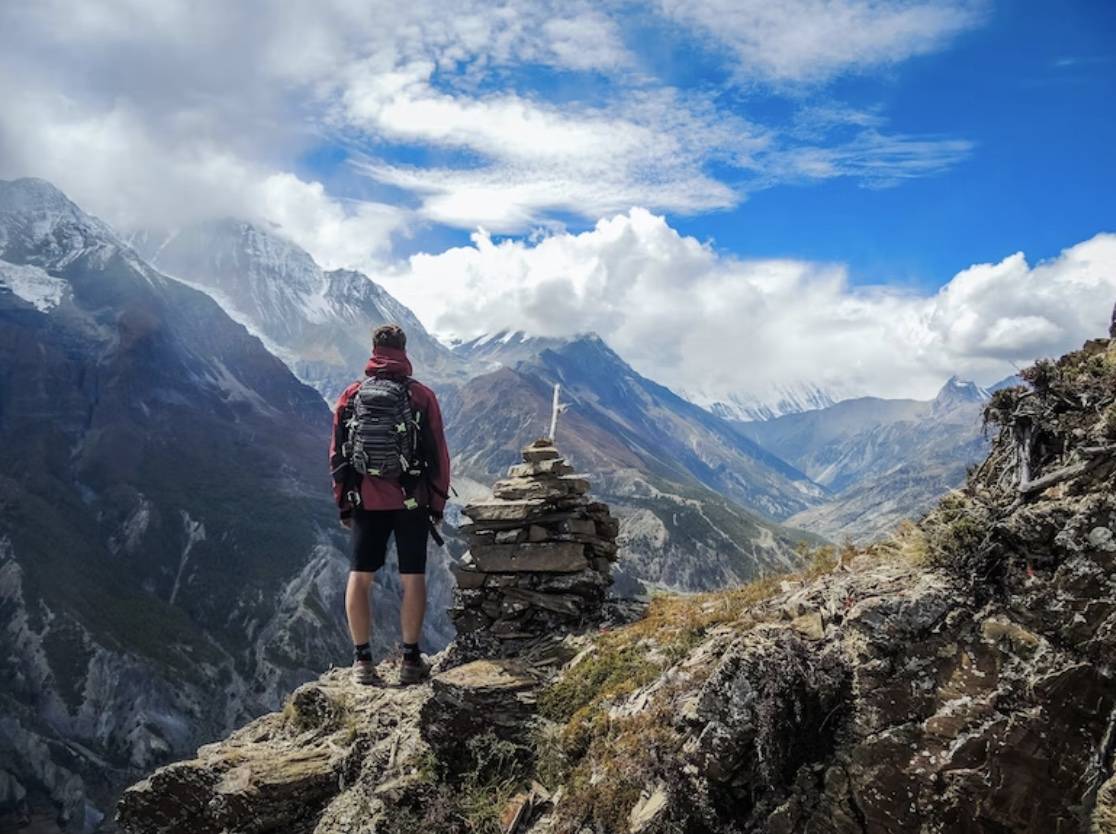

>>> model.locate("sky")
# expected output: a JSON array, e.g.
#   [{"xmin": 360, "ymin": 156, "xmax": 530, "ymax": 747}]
[{"xmin": 1, "ymin": 0, "xmax": 1114, "ymax": 403}]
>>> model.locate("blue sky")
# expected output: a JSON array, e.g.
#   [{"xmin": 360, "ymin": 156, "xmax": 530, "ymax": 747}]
[
  {"xmin": 680, "ymin": 2, "xmax": 1116, "ymax": 289},
  {"xmin": 2, "ymin": 0, "xmax": 1114, "ymax": 402},
  {"xmin": 291, "ymin": 1, "xmax": 1115, "ymax": 291}
]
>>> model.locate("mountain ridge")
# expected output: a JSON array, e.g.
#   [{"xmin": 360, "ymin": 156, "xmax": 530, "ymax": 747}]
[
  {"xmin": 0, "ymin": 179, "xmax": 455, "ymax": 829},
  {"xmin": 128, "ymin": 219, "xmax": 466, "ymax": 400},
  {"xmin": 742, "ymin": 374, "xmax": 1017, "ymax": 541}
]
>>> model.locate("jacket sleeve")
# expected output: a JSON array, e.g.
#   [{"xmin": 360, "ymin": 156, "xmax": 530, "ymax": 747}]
[
  {"xmin": 329, "ymin": 383, "xmax": 360, "ymax": 518},
  {"xmin": 423, "ymin": 389, "xmax": 452, "ymax": 517}
]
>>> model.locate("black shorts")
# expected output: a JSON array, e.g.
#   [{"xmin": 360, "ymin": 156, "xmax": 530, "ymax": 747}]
[{"xmin": 350, "ymin": 508, "xmax": 429, "ymax": 574}]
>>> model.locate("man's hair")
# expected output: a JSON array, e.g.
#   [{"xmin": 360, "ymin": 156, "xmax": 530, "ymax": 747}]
[{"xmin": 373, "ymin": 324, "xmax": 407, "ymax": 350}]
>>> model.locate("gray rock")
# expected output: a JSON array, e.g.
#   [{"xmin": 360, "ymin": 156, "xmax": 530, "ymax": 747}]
[{"xmin": 471, "ymin": 542, "xmax": 589, "ymax": 573}]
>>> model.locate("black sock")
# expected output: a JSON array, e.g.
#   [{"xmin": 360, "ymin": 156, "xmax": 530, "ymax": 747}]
[
  {"xmin": 354, "ymin": 642, "xmax": 372, "ymax": 663},
  {"xmin": 402, "ymin": 642, "xmax": 421, "ymax": 662}
]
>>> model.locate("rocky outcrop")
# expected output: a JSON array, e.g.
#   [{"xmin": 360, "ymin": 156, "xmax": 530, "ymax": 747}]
[
  {"xmin": 117, "ymin": 337, "xmax": 1116, "ymax": 833},
  {"xmin": 451, "ymin": 440, "xmax": 618, "ymax": 654}
]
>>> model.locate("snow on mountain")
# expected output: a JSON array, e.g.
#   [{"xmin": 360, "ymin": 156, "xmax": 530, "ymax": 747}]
[
  {"xmin": 450, "ymin": 329, "xmax": 573, "ymax": 371},
  {"xmin": 931, "ymin": 375, "xmax": 990, "ymax": 413},
  {"xmin": 0, "ymin": 177, "xmax": 126, "ymax": 273},
  {"xmin": 128, "ymin": 220, "xmax": 464, "ymax": 398},
  {"xmin": 684, "ymin": 381, "xmax": 841, "ymax": 422},
  {"xmin": 0, "ymin": 261, "xmax": 67, "ymax": 310}
]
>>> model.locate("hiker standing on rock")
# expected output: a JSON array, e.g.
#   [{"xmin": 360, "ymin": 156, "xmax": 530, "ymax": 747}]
[{"xmin": 329, "ymin": 324, "xmax": 451, "ymax": 685}]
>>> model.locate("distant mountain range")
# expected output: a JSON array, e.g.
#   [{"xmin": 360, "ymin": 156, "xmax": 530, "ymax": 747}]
[
  {"xmin": 737, "ymin": 375, "xmax": 1018, "ymax": 541},
  {"xmin": 684, "ymin": 381, "xmax": 840, "ymax": 422}
]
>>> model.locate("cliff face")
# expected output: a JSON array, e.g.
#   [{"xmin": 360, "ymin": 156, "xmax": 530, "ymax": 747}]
[{"xmin": 118, "ymin": 337, "xmax": 1116, "ymax": 834}]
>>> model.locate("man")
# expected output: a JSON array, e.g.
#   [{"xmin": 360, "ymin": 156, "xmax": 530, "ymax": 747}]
[{"xmin": 329, "ymin": 324, "xmax": 451, "ymax": 685}]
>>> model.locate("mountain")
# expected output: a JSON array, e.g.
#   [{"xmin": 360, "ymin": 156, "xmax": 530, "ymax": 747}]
[
  {"xmin": 684, "ymin": 381, "xmax": 840, "ymax": 422},
  {"xmin": 119, "ymin": 335, "xmax": 1116, "ymax": 834},
  {"xmin": 447, "ymin": 335, "xmax": 828, "ymax": 591},
  {"xmin": 127, "ymin": 227, "xmax": 830, "ymax": 594},
  {"xmin": 738, "ymin": 376, "xmax": 1007, "ymax": 541},
  {"xmin": 450, "ymin": 330, "xmax": 571, "ymax": 371},
  {"xmin": 128, "ymin": 220, "xmax": 464, "ymax": 400},
  {"xmin": 0, "ymin": 180, "xmax": 454, "ymax": 829},
  {"xmin": 127, "ymin": 224, "xmax": 824, "ymax": 593}
]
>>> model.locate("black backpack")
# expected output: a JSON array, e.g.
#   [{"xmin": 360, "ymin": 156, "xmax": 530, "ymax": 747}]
[{"xmin": 345, "ymin": 377, "xmax": 418, "ymax": 480}]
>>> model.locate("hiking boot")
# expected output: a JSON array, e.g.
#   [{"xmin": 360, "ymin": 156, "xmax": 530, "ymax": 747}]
[
  {"xmin": 399, "ymin": 654, "xmax": 430, "ymax": 685},
  {"xmin": 353, "ymin": 659, "xmax": 380, "ymax": 686}
]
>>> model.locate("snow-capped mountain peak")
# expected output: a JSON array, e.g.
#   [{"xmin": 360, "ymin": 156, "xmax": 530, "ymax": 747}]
[
  {"xmin": 932, "ymin": 375, "xmax": 990, "ymax": 413},
  {"xmin": 0, "ymin": 177, "xmax": 121, "ymax": 267},
  {"xmin": 686, "ymin": 382, "xmax": 840, "ymax": 423},
  {"xmin": 128, "ymin": 218, "xmax": 463, "ymax": 396},
  {"xmin": 451, "ymin": 329, "xmax": 579, "ymax": 370}
]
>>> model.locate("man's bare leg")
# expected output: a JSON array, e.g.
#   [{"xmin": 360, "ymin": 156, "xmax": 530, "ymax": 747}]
[
  {"xmin": 346, "ymin": 571, "xmax": 378, "ymax": 684},
  {"xmin": 400, "ymin": 574, "xmax": 426, "ymax": 645},
  {"xmin": 346, "ymin": 570, "xmax": 375, "ymax": 643}
]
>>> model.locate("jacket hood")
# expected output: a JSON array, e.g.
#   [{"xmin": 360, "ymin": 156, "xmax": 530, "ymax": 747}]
[{"xmin": 364, "ymin": 345, "xmax": 412, "ymax": 378}]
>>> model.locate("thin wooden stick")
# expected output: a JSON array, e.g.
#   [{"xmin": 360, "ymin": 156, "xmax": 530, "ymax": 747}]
[{"xmin": 548, "ymin": 383, "xmax": 561, "ymax": 441}]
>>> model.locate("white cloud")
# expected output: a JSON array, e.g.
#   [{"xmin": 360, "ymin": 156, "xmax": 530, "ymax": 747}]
[
  {"xmin": 660, "ymin": 0, "xmax": 986, "ymax": 84},
  {"xmin": 765, "ymin": 130, "xmax": 974, "ymax": 187},
  {"xmin": 349, "ymin": 80, "xmax": 755, "ymax": 229},
  {"xmin": 0, "ymin": 87, "xmax": 408, "ymax": 264},
  {"xmin": 0, "ymin": 0, "xmax": 981, "ymax": 242},
  {"xmin": 380, "ymin": 210, "xmax": 1116, "ymax": 401},
  {"xmin": 0, "ymin": 0, "xmax": 640, "ymax": 239}
]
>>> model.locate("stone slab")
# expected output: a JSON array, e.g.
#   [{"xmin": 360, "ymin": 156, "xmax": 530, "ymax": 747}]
[
  {"xmin": 471, "ymin": 542, "xmax": 589, "ymax": 573},
  {"xmin": 508, "ymin": 458, "xmax": 574, "ymax": 477},
  {"xmin": 450, "ymin": 563, "xmax": 487, "ymax": 590},
  {"xmin": 462, "ymin": 499, "xmax": 584, "ymax": 524},
  {"xmin": 492, "ymin": 476, "xmax": 590, "ymax": 501},
  {"xmin": 502, "ymin": 588, "xmax": 584, "ymax": 617}
]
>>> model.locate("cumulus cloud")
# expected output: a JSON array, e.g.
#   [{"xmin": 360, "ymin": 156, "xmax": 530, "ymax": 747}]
[{"xmin": 380, "ymin": 210, "xmax": 1116, "ymax": 401}]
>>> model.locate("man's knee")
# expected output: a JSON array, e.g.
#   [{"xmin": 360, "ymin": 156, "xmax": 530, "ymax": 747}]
[{"xmin": 348, "ymin": 570, "xmax": 375, "ymax": 590}]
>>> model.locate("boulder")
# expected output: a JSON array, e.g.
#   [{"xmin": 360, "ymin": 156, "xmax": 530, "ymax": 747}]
[{"xmin": 421, "ymin": 660, "xmax": 537, "ymax": 767}]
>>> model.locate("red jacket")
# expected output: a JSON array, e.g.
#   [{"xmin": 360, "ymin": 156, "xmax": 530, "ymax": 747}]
[{"xmin": 330, "ymin": 345, "xmax": 451, "ymax": 518}]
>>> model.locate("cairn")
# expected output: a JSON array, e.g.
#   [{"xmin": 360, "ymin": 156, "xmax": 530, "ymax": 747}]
[{"xmin": 451, "ymin": 438, "xmax": 619, "ymax": 652}]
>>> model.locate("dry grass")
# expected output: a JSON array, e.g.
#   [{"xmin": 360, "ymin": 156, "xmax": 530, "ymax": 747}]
[
  {"xmin": 866, "ymin": 521, "xmax": 930, "ymax": 567},
  {"xmin": 551, "ymin": 685, "xmax": 691, "ymax": 833},
  {"xmin": 536, "ymin": 543, "xmax": 866, "ymax": 831}
]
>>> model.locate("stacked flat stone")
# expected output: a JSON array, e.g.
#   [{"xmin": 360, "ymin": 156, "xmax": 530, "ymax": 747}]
[{"xmin": 451, "ymin": 439, "xmax": 619, "ymax": 646}]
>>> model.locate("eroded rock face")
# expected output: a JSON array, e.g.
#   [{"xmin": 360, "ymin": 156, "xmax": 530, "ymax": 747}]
[{"xmin": 117, "ymin": 667, "xmax": 432, "ymax": 834}]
